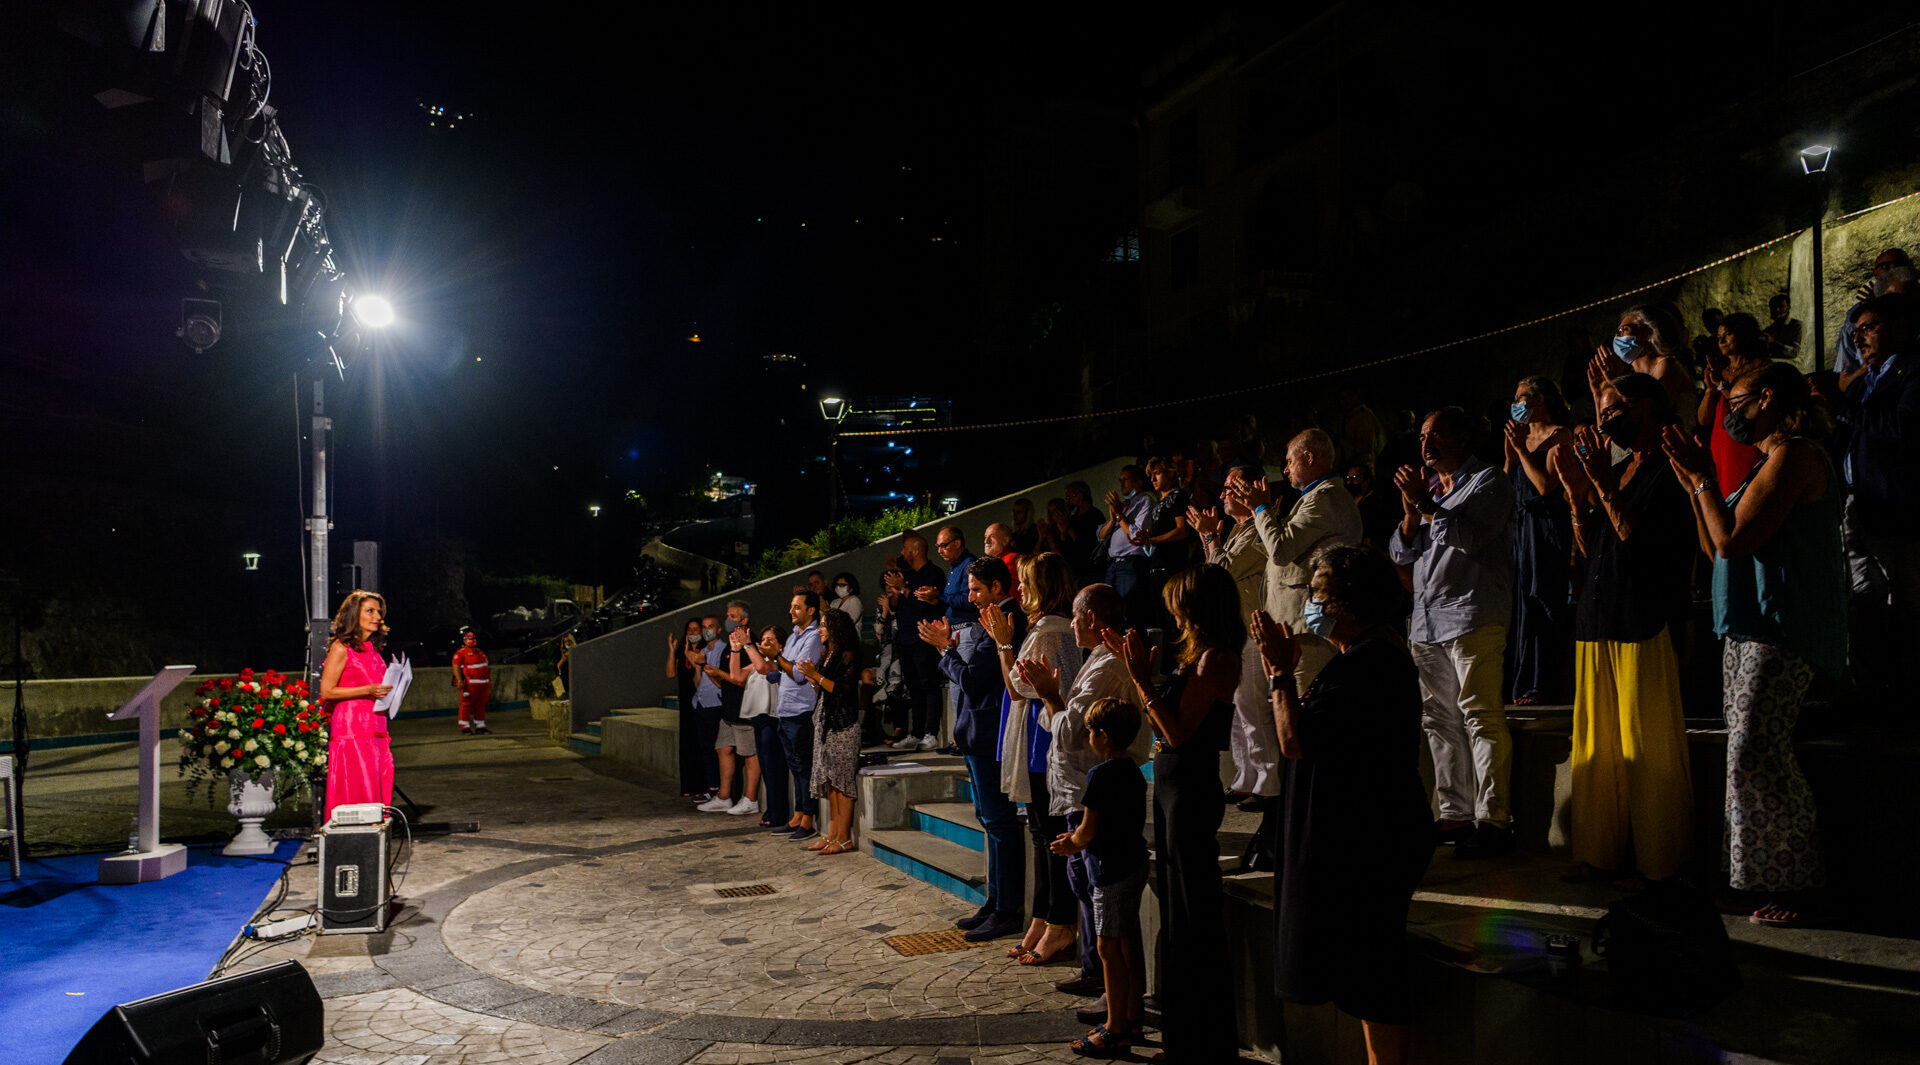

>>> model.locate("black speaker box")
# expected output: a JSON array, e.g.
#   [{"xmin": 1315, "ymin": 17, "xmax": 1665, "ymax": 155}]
[
  {"xmin": 62, "ymin": 960, "xmax": 323, "ymax": 1064},
  {"xmin": 318, "ymin": 821, "xmax": 388, "ymax": 933}
]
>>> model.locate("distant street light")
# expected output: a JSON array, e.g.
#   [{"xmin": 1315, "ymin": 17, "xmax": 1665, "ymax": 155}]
[
  {"xmin": 819, "ymin": 395, "xmax": 848, "ymax": 521},
  {"xmin": 1800, "ymin": 142, "xmax": 1834, "ymax": 370},
  {"xmin": 588, "ymin": 504, "xmax": 601, "ymax": 517},
  {"xmin": 818, "ymin": 396, "xmax": 848, "ymax": 423},
  {"xmin": 242, "ymin": 552, "xmax": 261, "ymax": 571},
  {"xmin": 941, "ymin": 496, "xmax": 960, "ymax": 515}
]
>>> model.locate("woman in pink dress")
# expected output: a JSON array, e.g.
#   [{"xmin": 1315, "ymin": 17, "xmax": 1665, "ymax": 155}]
[{"xmin": 321, "ymin": 590, "xmax": 395, "ymax": 822}]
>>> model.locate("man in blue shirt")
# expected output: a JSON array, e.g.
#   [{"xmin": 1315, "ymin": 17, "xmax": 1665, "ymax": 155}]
[
  {"xmin": 748, "ymin": 591, "xmax": 825, "ymax": 841},
  {"xmin": 1098, "ymin": 466, "xmax": 1154, "ymax": 629},
  {"xmin": 1837, "ymin": 294, "xmax": 1920, "ymax": 701},
  {"xmin": 922, "ymin": 555, "xmax": 1027, "ymax": 942},
  {"xmin": 1389, "ymin": 408, "xmax": 1517, "ymax": 859}
]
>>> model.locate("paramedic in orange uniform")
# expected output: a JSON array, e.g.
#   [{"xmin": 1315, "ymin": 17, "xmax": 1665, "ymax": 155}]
[{"xmin": 452, "ymin": 630, "xmax": 492, "ymax": 735}]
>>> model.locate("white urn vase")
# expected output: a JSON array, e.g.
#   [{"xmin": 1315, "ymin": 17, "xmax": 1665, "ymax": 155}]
[{"xmin": 225, "ymin": 767, "xmax": 279, "ymax": 855}]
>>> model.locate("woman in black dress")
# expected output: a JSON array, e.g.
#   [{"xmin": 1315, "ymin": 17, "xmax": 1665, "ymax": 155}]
[
  {"xmin": 1253, "ymin": 545, "xmax": 1431, "ymax": 1065},
  {"xmin": 1502, "ymin": 375, "xmax": 1575, "ymax": 704},
  {"xmin": 1107, "ymin": 563, "xmax": 1242, "ymax": 1062}
]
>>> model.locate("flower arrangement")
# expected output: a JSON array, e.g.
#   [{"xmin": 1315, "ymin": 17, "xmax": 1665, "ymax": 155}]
[{"xmin": 177, "ymin": 668, "xmax": 329, "ymax": 804}]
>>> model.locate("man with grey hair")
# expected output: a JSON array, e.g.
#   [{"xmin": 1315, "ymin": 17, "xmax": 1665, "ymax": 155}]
[
  {"xmin": 1835, "ymin": 248, "xmax": 1916, "ymax": 375},
  {"xmin": 1390, "ymin": 408, "xmax": 1517, "ymax": 858},
  {"xmin": 1591, "ymin": 305, "xmax": 1696, "ymax": 431}
]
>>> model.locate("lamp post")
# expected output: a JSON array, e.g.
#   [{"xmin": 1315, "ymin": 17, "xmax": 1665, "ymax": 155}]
[
  {"xmin": 819, "ymin": 395, "xmax": 848, "ymax": 522},
  {"xmin": 1801, "ymin": 143, "xmax": 1834, "ymax": 371}
]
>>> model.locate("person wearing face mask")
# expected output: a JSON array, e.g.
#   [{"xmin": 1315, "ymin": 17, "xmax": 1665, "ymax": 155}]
[
  {"xmin": 1834, "ymin": 249, "xmax": 1916, "ymax": 375},
  {"xmin": 1834, "ymin": 293, "xmax": 1920, "ymax": 703},
  {"xmin": 1548, "ymin": 373, "xmax": 1696, "ymax": 887},
  {"xmin": 1588, "ymin": 305, "xmax": 1697, "ymax": 434},
  {"xmin": 828, "ymin": 571, "xmax": 864, "ymax": 627},
  {"xmin": 1389, "ymin": 409, "xmax": 1518, "ymax": 859},
  {"xmin": 698, "ymin": 601, "xmax": 761, "ymax": 815},
  {"xmin": 1254, "ymin": 546, "xmax": 1430, "ymax": 1065},
  {"xmin": 688, "ymin": 614, "xmax": 726, "ymax": 802},
  {"xmin": 1661, "ymin": 362, "xmax": 1845, "ymax": 926},
  {"xmin": 1502, "ymin": 377, "xmax": 1575, "ymax": 706},
  {"xmin": 1695, "ymin": 312, "xmax": 1771, "ymax": 491}
]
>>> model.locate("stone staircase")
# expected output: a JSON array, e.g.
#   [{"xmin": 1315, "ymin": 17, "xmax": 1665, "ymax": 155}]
[{"xmin": 857, "ymin": 758, "xmax": 992, "ymax": 907}]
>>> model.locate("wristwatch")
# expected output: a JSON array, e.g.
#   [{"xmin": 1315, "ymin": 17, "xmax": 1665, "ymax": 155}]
[{"xmin": 1267, "ymin": 673, "xmax": 1296, "ymax": 692}]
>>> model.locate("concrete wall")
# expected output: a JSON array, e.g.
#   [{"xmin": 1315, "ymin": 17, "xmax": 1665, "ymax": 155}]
[
  {"xmin": 4, "ymin": 663, "xmax": 534, "ymax": 748},
  {"xmin": 571, "ymin": 454, "xmax": 1135, "ymax": 732}
]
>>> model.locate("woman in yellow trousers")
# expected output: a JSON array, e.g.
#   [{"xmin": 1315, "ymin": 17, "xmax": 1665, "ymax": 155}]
[{"xmin": 1550, "ymin": 369, "xmax": 1697, "ymax": 884}]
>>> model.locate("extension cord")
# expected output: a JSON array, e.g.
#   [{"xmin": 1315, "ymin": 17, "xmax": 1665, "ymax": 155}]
[{"xmin": 246, "ymin": 912, "xmax": 316, "ymax": 939}]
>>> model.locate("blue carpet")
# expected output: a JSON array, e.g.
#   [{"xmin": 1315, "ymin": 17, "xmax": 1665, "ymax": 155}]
[{"xmin": 0, "ymin": 841, "xmax": 303, "ymax": 1065}]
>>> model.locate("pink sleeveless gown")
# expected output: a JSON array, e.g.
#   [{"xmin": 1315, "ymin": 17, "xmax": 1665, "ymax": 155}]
[{"xmin": 324, "ymin": 641, "xmax": 394, "ymax": 820}]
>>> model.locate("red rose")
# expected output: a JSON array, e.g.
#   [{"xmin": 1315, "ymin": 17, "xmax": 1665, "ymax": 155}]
[
  {"xmin": 274, "ymin": 724, "xmax": 287, "ymax": 734},
  {"xmin": 219, "ymin": 678, "xmax": 234, "ymax": 691},
  {"xmin": 251, "ymin": 717, "xmax": 265, "ymax": 729}
]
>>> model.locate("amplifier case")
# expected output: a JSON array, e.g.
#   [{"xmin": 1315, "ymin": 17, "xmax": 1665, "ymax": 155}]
[{"xmin": 317, "ymin": 821, "xmax": 388, "ymax": 933}]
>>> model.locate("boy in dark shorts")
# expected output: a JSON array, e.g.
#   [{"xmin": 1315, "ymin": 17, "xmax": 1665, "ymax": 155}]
[{"xmin": 1050, "ymin": 697, "xmax": 1148, "ymax": 1056}]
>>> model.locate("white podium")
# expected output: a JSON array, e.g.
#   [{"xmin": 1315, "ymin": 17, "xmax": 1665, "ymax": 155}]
[{"xmin": 98, "ymin": 665, "xmax": 195, "ymax": 885}]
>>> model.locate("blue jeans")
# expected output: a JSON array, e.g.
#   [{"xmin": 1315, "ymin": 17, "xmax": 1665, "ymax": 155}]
[
  {"xmin": 1107, "ymin": 556, "xmax": 1149, "ymax": 628},
  {"xmin": 1064, "ymin": 809, "xmax": 1101, "ymax": 979},
  {"xmin": 778, "ymin": 714, "xmax": 817, "ymax": 818},
  {"xmin": 964, "ymin": 754, "xmax": 1024, "ymax": 917},
  {"xmin": 751, "ymin": 716, "xmax": 789, "ymax": 823}
]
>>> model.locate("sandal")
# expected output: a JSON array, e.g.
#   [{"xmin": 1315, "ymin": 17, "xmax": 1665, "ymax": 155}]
[
  {"xmin": 1070, "ymin": 1024, "xmax": 1131, "ymax": 1057},
  {"xmin": 1751, "ymin": 902, "xmax": 1814, "ymax": 927},
  {"xmin": 1017, "ymin": 939, "xmax": 1077, "ymax": 966},
  {"xmin": 818, "ymin": 838, "xmax": 857, "ymax": 855}
]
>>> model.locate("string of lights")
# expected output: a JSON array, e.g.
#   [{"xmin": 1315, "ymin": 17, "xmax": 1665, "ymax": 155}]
[{"xmin": 840, "ymin": 189, "xmax": 1920, "ymax": 438}]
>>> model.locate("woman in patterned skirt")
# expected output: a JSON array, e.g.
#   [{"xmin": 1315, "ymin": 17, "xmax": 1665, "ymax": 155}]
[{"xmin": 799, "ymin": 608, "xmax": 865, "ymax": 856}]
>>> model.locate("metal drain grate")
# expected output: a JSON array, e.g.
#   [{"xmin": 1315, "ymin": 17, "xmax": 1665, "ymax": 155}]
[
  {"xmin": 882, "ymin": 930, "xmax": 981, "ymax": 956},
  {"xmin": 714, "ymin": 883, "xmax": 777, "ymax": 898}
]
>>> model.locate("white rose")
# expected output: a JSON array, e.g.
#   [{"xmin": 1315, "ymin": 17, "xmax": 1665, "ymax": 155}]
[
  {"xmin": 244, "ymin": 739, "xmax": 258, "ymax": 752},
  {"xmin": 214, "ymin": 741, "xmax": 229, "ymax": 753},
  {"xmin": 271, "ymin": 688, "xmax": 283, "ymax": 698},
  {"xmin": 228, "ymin": 728, "xmax": 241, "ymax": 739},
  {"xmin": 282, "ymin": 738, "xmax": 293, "ymax": 748},
  {"xmin": 298, "ymin": 700, "xmax": 310, "ymax": 709},
  {"xmin": 221, "ymin": 755, "xmax": 235, "ymax": 767},
  {"xmin": 254, "ymin": 754, "xmax": 270, "ymax": 768}
]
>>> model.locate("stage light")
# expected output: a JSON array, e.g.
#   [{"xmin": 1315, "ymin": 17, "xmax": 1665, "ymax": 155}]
[
  {"xmin": 350, "ymin": 294, "xmax": 395, "ymax": 328},
  {"xmin": 1799, "ymin": 144, "xmax": 1833, "ymax": 175},
  {"xmin": 177, "ymin": 298, "xmax": 222, "ymax": 352}
]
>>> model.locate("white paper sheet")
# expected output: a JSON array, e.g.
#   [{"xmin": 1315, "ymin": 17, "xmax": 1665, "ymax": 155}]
[{"xmin": 373, "ymin": 654, "xmax": 412, "ymax": 719}]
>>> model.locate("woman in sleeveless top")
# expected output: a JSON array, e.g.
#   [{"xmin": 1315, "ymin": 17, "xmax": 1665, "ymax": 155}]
[
  {"xmin": 320, "ymin": 590, "xmax": 395, "ymax": 822},
  {"xmin": 1107, "ymin": 564, "xmax": 1242, "ymax": 1062},
  {"xmin": 1663, "ymin": 362, "xmax": 1846, "ymax": 927},
  {"xmin": 1502, "ymin": 375, "xmax": 1575, "ymax": 704}
]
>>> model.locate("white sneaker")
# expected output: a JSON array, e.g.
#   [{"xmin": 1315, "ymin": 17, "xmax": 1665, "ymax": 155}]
[
  {"xmin": 890, "ymin": 735, "xmax": 921, "ymax": 751},
  {"xmin": 697, "ymin": 796, "xmax": 732, "ymax": 812},
  {"xmin": 726, "ymin": 797, "xmax": 758, "ymax": 816},
  {"xmin": 917, "ymin": 733, "xmax": 939, "ymax": 750}
]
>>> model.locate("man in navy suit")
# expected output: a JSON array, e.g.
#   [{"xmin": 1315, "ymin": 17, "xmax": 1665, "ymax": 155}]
[{"xmin": 1837, "ymin": 292, "xmax": 1920, "ymax": 700}]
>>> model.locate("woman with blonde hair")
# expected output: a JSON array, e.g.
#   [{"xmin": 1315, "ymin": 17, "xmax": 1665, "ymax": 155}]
[
  {"xmin": 1107, "ymin": 563, "xmax": 1243, "ymax": 1060},
  {"xmin": 985, "ymin": 551, "xmax": 1081, "ymax": 964},
  {"xmin": 320, "ymin": 590, "xmax": 395, "ymax": 822}
]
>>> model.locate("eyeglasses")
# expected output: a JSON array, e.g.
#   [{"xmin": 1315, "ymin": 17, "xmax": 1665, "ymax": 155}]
[
  {"xmin": 936, "ymin": 540, "xmax": 960, "ymax": 551},
  {"xmin": 1849, "ymin": 319, "xmax": 1885, "ymax": 341}
]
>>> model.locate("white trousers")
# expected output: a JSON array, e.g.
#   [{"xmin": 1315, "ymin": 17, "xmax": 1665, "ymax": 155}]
[{"xmin": 1411, "ymin": 624, "xmax": 1511, "ymax": 826}]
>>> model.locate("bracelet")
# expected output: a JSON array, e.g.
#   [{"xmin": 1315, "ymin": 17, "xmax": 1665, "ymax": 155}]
[
  {"xmin": 1692, "ymin": 480, "xmax": 1716, "ymax": 496},
  {"xmin": 1598, "ymin": 492, "xmax": 1616, "ymax": 505},
  {"xmin": 998, "ymin": 644, "xmax": 1015, "ymax": 653}
]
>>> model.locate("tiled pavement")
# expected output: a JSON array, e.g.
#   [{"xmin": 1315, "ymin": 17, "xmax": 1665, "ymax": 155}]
[{"xmin": 220, "ymin": 712, "xmax": 1131, "ymax": 1065}]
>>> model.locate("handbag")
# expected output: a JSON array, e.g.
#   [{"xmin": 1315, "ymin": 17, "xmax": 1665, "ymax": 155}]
[{"xmin": 739, "ymin": 673, "xmax": 772, "ymax": 720}]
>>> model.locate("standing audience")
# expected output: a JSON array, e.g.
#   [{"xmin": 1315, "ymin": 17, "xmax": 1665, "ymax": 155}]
[
  {"xmin": 1596, "ymin": 304, "xmax": 1698, "ymax": 431},
  {"xmin": 668, "ymin": 617, "xmax": 706, "ymax": 797},
  {"xmin": 798, "ymin": 608, "xmax": 865, "ymax": 855},
  {"xmin": 1390, "ymin": 409, "xmax": 1518, "ymax": 858},
  {"xmin": 884, "ymin": 530, "xmax": 948, "ymax": 750},
  {"xmin": 1256, "ymin": 545, "xmax": 1431, "ymax": 1065},
  {"xmin": 1550, "ymin": 373, "xmax": 1696, "ymax": 885},
  {"xmin": 1503, "ymin": 376, "xmax": 1575, "ymax": 705},
  {"xmin": 1109, "ymin": 564, "xmax": 1243, "ymax": 1062},
  {"xmin": 1099, "ymin": 466, "xmax": 1155, "ymax": 627},
  {"xmin": 993, "ymin": 553, "xmax": 1082, "ymax": 966},
  {"xmin": 698, "ymin": 601, "xmax": 760, "ymax": 815},
  {"xmin": 1663, "ymin": 362, "xmax": 1846, "ymax": 925},
  {"xmin": 1009, "ymin": 498, "xmax": 1041, "ymax": 555},
  {"xmin": 1695, "ymin": 313, "xmax": 1770, "ymax": 491},
  {"xmin": 689, "ymin": 614, "xmax": 726, "ymax": 801},
  {"xmin": 748, "ymin": 592, "xmax": 825, "ymax": 841},
  {"xmin": 829, "ymin": 572, "xmax": 864, "ymax": 628}
]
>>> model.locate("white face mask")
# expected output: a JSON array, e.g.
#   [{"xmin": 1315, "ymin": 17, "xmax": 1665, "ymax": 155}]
[{"xmin": 835, "ymin": 584, "xmax": 850, "ymax": 597}]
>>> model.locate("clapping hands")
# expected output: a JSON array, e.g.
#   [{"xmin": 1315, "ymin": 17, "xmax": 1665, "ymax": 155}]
[
  {"xmin": 1099, "ymin": 626, "xmax": 1155, "ymax": 690},
  {"xmin": 917, "ymin": 617, "xmax": 954, "ymax": 652},
  {"xmin": 1014, "ymin": 657, "xmax": 1062, "ymax": 704},
  {"xmin": 981, "ymin": 602, "xmax": 1014, "ymax": 647},
  {"xmin": 1248, "ymin": 609, "xmax": 1300, "ymax": 677}
]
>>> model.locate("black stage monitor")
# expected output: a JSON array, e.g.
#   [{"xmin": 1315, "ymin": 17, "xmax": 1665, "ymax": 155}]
[{"xmin": 62, "ymin": 960, "xmax": 323, "ymax": 1064}]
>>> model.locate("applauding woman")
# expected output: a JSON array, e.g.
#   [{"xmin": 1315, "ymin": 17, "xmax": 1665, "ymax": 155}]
[
  {"xmin": 1254, "ymin": 546, "xmax": 1430, "ymax": 1065},
  {"xmin": 320, "ymin": 590, "xmax": 395, "ymax": 822},
  {"xmin": 1109, "ymin": 564, "xmax": 1243, "ymax": 1062},
  {"xmin": 1663, "ymin": 363, "xmax": 1846, "ymax": 925},
  {"xmin": 798, "ymin": 608, "xmax": 865, "ymax": 856}
]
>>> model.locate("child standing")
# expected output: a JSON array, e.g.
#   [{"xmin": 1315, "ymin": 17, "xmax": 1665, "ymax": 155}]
[{"xmin": 1050, "ymin": 697, "xmax": 1149, "ymax": 1057}]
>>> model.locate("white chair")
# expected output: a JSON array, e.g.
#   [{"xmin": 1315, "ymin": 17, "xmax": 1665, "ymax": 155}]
[{"xmin": 0, "ymin": 754, "xmax": 17, "ymax": 880}]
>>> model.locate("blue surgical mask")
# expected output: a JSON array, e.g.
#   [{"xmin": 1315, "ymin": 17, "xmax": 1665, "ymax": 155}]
[
  {"xmin": 1301, "ymin": 599, "xmax": 1337, "ymax": 639},
  {"xmin": 702, "ymin": 627, "xmax": 718, "ymax": 640},
  {"xmin": 1612, "ymin": 335, "xmax": 1650, "ymax": 363},
  {"xmin": 1122, "ymin": 489, "xmax": 1139, "ymax": 501},
  {"xmin": 1509, "ymin": 401, "xmax": 1532, "ymax": 424}
]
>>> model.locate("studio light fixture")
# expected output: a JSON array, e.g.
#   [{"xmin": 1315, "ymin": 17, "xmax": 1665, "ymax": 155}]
[
  {"xmin": 177, "ymin": 298, "xmax": 222, "ymax": 352},
  {"xmin": 349, "ymin": 294, "xmax": 394, "ymax": 328}
]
